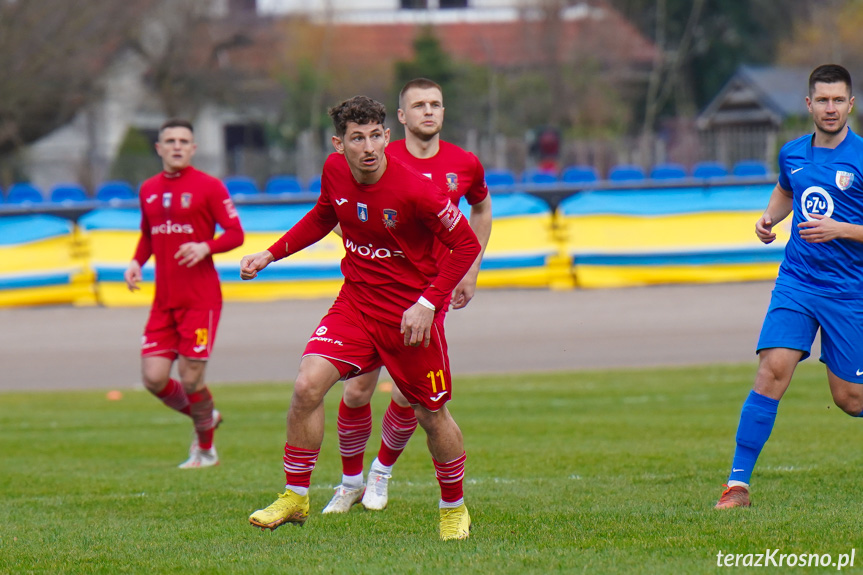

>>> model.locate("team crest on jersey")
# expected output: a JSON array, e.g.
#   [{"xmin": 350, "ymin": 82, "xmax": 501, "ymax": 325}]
[
  {"xmin": 382, "ymin": 208, "xmax": 398, "ymax": 229},
  {"xmin": 446, "ymin": 172, "xmax": 459, "ymax": 192},
  {"xmin": 162, "ymin": 193, "xmax": 172, "ymax": 208},
  {"xmin": 836, "ymin": 171, "xmax": 854, "ymax": 190},
  {"xmin": 357, "ymin": 202, "xmax": 369, "ymax": 222},
  {"xmin": 181, "ymin": 193, "xmax": 192, "ymax": 209}
]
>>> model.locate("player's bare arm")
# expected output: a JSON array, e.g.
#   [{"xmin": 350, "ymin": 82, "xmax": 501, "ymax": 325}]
[
  {"xmin": 240, "ymin": 250, "xmax": 275, "ymax": 280},
  {"xmin": 756, "ymin": 184, "xmax": 794, "ymax": 244},
  {"xmin": 401, "ymin": 302, "xmax": 434, "ymax": 347},
  {"xmin": 124, "ymin": 260, "xmax": 142, "ymax": 292},
  {"xmin": 175, "ymin": 242, "xmax": 211, "ymax": 267},
  {"xmin": 452, "ymin": 195, "xmax": 493, "ymax": 309}
]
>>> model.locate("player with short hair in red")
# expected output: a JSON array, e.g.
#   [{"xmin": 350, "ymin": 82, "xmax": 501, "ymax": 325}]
[
  {"xmin": 321, "ymin": 78, "xmax": 492, "ymax": 515},
  {"xmin": 242, "ymin": 95, "xmax": 480, "ymax": 540},
  {"xmin": 124, "ymin": 118, "xmax": 244, "ymax": 469}
]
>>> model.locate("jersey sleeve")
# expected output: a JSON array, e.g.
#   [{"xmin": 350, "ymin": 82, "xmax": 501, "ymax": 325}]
[
  {"xmin": 132, "ymin": 193, "xmax": 153, "ymax": 266},
  {"xmin": 266, "ymin": 190, "xmax": 338, "ymax": 261},
  {"xmin": 777, "ymin": 143, "xmax": 792, "ymax": 191},
  {"xmin": 417, "ymin": 190, "xmax": 481, "ymax": 309},
  {"xmin": 463, "ymin": 154, "xmax": 490, "ymax": 205},
  {"xmin": 206, "ymin": 182, "xmax": 245, "ymax": 254}
]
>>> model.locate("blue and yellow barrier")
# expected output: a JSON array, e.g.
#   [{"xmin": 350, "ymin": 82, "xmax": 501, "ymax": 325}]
[
  {"xmin": 0, "ymin": 215, "xmax": 95, "ymax": 306},
  {"xmin": 464, "ymin": 194, "xmax": 569, "ymax": 290},
  {"xmin": 558, "ymin": 185, "xmax": 789, "ymax": 288},
  {"xmin": 0, "ymin": 184, "xmax": 792, "ymax": 306},
  {"xmin": 78, "ymin": 205, "xmax": 346, "ymax": 307},
  {"xmin": 221, "ymin": 205, "xmax": 344, "ymax": 302}
]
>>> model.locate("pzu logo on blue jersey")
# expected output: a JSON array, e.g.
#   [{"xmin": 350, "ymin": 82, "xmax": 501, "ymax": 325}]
[{"xmin": 801, "ymin": 186, "xmax": 834, "ymax": 220}]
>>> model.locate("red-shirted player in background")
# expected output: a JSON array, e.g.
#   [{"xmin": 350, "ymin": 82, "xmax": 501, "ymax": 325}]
[
  {"xmin": 124, "ymin": 119, "xmax": 244, "ymax": 469},
  {"xmin": 241, "ymin": 96, "xmax": 480, "ymax": 540},
  {"xmin": 322, "ymin": 78, "xmax": 492, "ymax": 515}
]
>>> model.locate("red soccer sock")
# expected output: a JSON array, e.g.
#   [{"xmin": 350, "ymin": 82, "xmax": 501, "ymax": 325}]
[
  {"xmin": 337, "ymin": 399, "xmax": 372, "ymax": 477},
  {"xmin": 284, "ymin": 443, "xmax": 320, "ymax": 489},
  {"xmin": 188, "ymin": 388, "xmax": 215, "ymax": 450},
  {"xmin": 378, "ymin": 400, "xmax": 417, "ymax": 467},
  {"xmin": 154, "ymin": 378, "xmax": 191, "ymax": 416},
  {"xmin": 433, "ymin": 452, "xmax": 467, "ymax": 504}
]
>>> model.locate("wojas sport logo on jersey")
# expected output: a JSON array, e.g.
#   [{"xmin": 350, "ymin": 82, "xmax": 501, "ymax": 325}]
[
  {"xmin": 151, "ymin": 220, "xmax": 194, "ymax": 235},
  {"xmin": 800, "ymin": 187, "xmax": 835, "ymax": 221},
  {"xmin": 344, "ymin": 237, "xmax": 405, "ymax": 259}
]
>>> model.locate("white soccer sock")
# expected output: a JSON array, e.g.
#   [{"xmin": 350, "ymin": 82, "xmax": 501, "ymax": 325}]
[
  {"xmin": 439, "ymin": 498, "xmax": 464, "ymax": 509},
  {"xmin": 370, "ymin": 457, "xmax": 393, "ymax": 475},
  {"xmin": 727, "ymin": 480, "xmax": 749, "ymax": 489},
  {"xmin": 342, "ymin": 472, "xmax": 364, "ymax": 488},
  {"xmin": 286, "ymin": 485, "xmax": 309, "ymax": 496}
]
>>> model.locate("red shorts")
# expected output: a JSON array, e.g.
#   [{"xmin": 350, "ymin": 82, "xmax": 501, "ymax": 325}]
[
  {"xmin": 304, "ymin": 298, "xmax": 452, "ymax": 411},
  {"xmin": 141, "ymin": 307, "xmax": 220, "ymax": 361}
]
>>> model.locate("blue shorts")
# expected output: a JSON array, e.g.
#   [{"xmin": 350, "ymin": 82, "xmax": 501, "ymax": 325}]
[{"xmin": 758, "ymin": 284, "xmax": 863, "ymax": 383}]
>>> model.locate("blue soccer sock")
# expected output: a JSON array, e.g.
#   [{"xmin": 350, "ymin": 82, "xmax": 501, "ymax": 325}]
[{"xmin": 728, "ymin": 390, "xmax": 779, "ymax": 485}]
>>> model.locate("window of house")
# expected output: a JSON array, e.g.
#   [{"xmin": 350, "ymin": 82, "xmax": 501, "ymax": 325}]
[
  {"xmin": 225, "ymin": 123, "xmax": 265, "ymax": 152},
  {"xmin": 224, "ymin": 123, "xmax": 266, "ymax": 174}
]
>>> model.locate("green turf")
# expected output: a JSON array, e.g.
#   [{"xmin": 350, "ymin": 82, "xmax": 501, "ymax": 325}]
[{"xmin": 2, "ymin": 362, "xmax": 862, "ymax": 574}]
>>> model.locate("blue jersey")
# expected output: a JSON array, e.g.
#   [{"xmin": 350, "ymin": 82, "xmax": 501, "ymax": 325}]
[{"xmin": 776, "ymin": 128, "xmax": 863, "ymax": 297}]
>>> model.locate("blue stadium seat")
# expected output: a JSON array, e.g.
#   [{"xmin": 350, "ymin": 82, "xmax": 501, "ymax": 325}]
[
  {"xmin": 265, "ymin": 175, "xmax": 303, "ymax": 195},
  {"xmin": 561, "ymin": 165, "xmax": 598, "ymax": 184},
  {"xmin": 692, "ymin": 161, "xmax": 729, "ymax": 179},
  {"xmin": 649, "ymin": 163, "xmax": 687, "ymax": 180},
  {"xmin": 96, "ymin": 181, "xmax": 136, "ymax": 202},
  {"xmin": 521, "ymin": 169, "xmax": 558, "ymax": 184},
  {"xmin": 6, "ymin": 183, "xmax": 44, "ymax": 204},
  {"xmin": 307, "ymin": 175, "xmax": 322, "ymax": 194},
  {"xmin": 223, "ymin": 176, "xmax": 260, "ymax": 196},
  {"xmin": 484, "ymin": 169, "xmax": 516, "ymax": 189},
  {"xmin": 608, "ymin": 164, "xmax": 645, "ymax": 182},
  {"xmin": 733, "ymin": 160, "xmax": 769, "ymax": 178},
  {"xmin": 49, "ymin": 183, "xmax": 88, "ymax": 203}
]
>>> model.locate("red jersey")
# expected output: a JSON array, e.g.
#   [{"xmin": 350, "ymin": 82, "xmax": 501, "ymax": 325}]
[
  {"xmin": 387, "ymin": 139, "xmax": 489, "ymax": 308},
  {"xmin": 133, "ymin": 166, "xmax": 244, "ymax": 309},
  {"xmin": 267, "ymin": 152, "xmax": 480, "ymax": 326},
  {"xmin": 386, "ymin": 139, "xmax": 488, "ymax": 209}
]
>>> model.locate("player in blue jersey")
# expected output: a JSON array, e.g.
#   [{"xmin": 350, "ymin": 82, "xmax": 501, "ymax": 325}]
[{"xmin": 715, "ymin": 64, "xmax": 863, "ymax": 508}]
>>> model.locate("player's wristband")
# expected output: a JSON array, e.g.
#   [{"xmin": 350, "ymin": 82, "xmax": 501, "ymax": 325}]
[{"xmin": 417, "ymin": 296, "xmax": 436, "ymax": 311}]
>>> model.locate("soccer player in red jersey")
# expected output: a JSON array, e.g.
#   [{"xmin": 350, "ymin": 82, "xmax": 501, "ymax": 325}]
[
  {"xmin": 123, "ymin": 119, "xmax": 244, "ymax": 468},
  {"xmin": 242, "ymin": 96, "xmax": 480, "ymax": 540},
  {"xmin": 321, "ymin": 78, "xmax": 492, "ymax": 515}
]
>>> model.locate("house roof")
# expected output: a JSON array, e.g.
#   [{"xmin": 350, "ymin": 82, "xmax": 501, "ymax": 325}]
[
  {"xmin": 697, "ymin": 65, "xmax": 812, "ymax": 129},
  {"xmin": 223, "ymin": 4, "xmax": 656, "ymax": 74},
  {"xmin": 316, "ymin": 7, "xmax": 657, "ymax": 70}
]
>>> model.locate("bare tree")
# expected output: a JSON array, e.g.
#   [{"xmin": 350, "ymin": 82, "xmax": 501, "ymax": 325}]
[
  {"xmin": 0, "ymin": 0, "xmax": 152, "ymax": 158},
  {"xmin": 129, "ymin": 0, "xmax": 260, "ymax": 119}
]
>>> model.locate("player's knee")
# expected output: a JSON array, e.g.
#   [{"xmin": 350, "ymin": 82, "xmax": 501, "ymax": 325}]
[
  {"xmin": 292, "ymin": 374, "xmax": 327, "ymax": 408},
  {"xmin": 413, "ymin": 405, "xmax": 449, "ymax": 432},
  {"xmin": 343, "ymin": 381, "xmax": 374, "ymax": 407},
  {"xmin": 832, "ymin": 393, "xmax": 863, "ymax": 416},
  {"xmin": 178, "ymin": 376, "xmax": 203, "ymax": 394},
  {"xmin": 754, "ymin": 364, "xmax": 788, "ymax": 392},
  {"xmin": 141, "ymin": 368, "xmax": 169, "ymax": 393},
  {"xmin": 391, "ymin": 386, "xmax": 411, "ymax": 408}
]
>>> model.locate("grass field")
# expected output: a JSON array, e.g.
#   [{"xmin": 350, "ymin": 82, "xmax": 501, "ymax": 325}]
[{"xmin": 2, "ymin": 362, "xmax": 862, "ymax": 574}]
